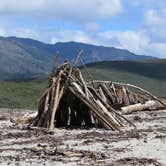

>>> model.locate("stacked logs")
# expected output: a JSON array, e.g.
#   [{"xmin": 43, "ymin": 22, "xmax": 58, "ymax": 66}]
[
  {"xmin": 31, "ymin": 54, "xmax": 129, "ymax": 130},
  {"xmin": 31, "ymin": 53, "xmax": 166, "ymax": 130},
  {"xmin": 88, "ymin": 81, "xmax": 166, "ymax": 110}
]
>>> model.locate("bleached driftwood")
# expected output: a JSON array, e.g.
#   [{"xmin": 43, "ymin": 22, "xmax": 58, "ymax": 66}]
[
  {"xmin": 11, "ymin": 112, "xmax": 38, "ymax": 125},
  {"xmin": 121, "ymin": 100, "xmax": 157, "ymax": 114},
  {"xmin": 88, "ymin": 80, "xmax": 166, "ymax": 108}
]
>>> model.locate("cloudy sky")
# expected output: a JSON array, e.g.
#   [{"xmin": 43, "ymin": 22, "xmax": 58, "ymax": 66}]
[{"xmin": 0, "ymin": 0, "xmax": 166, "ymax": 58}]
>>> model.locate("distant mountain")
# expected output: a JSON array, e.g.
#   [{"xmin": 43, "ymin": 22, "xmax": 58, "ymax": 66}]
[{"xmin": 0, "ymin": 36, "xmax": 156, "ymax": 80}]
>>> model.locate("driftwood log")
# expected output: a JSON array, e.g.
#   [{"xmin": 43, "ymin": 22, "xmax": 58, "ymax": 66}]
[{"xmin": 121, "ymin": 100, "xmax": 157, "ymax": 114}]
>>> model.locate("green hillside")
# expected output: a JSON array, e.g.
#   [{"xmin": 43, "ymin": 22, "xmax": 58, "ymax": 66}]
[
  {"xmin": 0, "ymin": 60, "xmax": 165, "ymax": 109},
  {"xmin": 0, "ymin": 78, "xmax": 48, "ymax": 109}
]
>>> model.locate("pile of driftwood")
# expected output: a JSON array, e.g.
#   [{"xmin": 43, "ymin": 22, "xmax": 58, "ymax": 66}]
[
  {"xmin": 30, "ymin": 52, "xmax": 165, "ymax": 130},
  {"xmin": 87, "ymin": 81, "xmax": 166, "ymax": 114}
]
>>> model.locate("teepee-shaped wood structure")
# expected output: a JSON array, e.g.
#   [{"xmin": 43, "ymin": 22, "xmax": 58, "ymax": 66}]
[{"xmin": 31, "ymin": 51, "xmax": 165, "ymax": 130}]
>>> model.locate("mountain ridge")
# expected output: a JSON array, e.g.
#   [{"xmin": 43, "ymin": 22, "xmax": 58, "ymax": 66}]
[{"xmin": 0, "ymin": 36, "xmax": 157, "ymax": 80}]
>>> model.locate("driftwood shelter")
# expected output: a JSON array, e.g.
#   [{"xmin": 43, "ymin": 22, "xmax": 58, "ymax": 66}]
[{"xmin": 30, "ymin": 51, "xmax": 166, "ymax": 130}]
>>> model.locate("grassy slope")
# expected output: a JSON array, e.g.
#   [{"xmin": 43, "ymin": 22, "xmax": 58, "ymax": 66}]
[
  {"xmin": 0, "ymin": 60, "xmax": 165, "ymax": 109},
  {"xmin": 0, "ymin": 79, "xmax": 48, "ymax": 109},
  {"xmin": 82, "ymin": 68, "xmax": 166, "ymax": 97}
]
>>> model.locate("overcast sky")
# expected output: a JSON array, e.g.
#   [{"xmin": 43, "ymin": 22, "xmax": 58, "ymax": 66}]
[{"xmin": 0, "ymin": 0, "xmax": 166, "ymax": 58}]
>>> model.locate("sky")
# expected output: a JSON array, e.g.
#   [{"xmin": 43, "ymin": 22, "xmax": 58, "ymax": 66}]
[{"xmin": 0, "ymin": 0, "xmax": 166, "ymax": 58}]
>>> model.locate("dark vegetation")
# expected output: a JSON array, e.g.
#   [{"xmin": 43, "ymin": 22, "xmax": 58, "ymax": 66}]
[{"xmin": 0, "ymin": 78, "xmax": 47, "ymax": 109}]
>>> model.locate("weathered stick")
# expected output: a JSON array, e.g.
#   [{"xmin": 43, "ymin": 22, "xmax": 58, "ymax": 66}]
[
  {"xmin": 77, "ymin": 70, "xmax": 89, "ymax": 98},
  {"xmin": 51, "ymin": 52, "xmax": 59, "ymax": 77},
  {"xmin": 121, "ymin": 100, "xmax": 157, "ymax": 114},
  {"xmin": 100, "ymin": 83, "xmax": 115, "ymax": 103},
  {"xmin": 37, "ymin": 90, "xmax": 50, "ymax": 127},
  {"xmin": 50, "ymin": 79, "xmax": 64, "ymax": 130}
]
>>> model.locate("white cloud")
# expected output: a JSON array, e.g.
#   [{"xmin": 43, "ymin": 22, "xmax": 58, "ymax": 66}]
[
  {"xmin": 50, "ymin": 30, "xmax": 99, "ymax": 45},
  {"xmin": 145, "ymin": 9, "xmax": 166, "ymax": 26},
  {"xmin": 145, "ymin": 43, "xmax": 166, "ymax": 58},
  {"xmin": 99, "ymin": 30, "xmax": 166, "ymax": 58},
  {"xmin": 0, "ymin": 0, "xmax": 123, "ymax": 22},
  {"xmin": 0, "ymin": 28, "xmax": 6, "ymax": 36},
  {"xmin": 128, "ymin": 0, "xmax": 166, "ymax": 7},
  {"xmin": 144, "ymin": 8, "xmax": 166, "ymax": 42},
  {"xmin": 0, "ymin": 26, "xmax": 41, "ymax": 40},
  {"xmin": 116, "ymin": 31, "xmax": 150, "ymax": 54},
  {"xmin": 84, "ymin": 23, "xmax": 100, "ymax": 32},
  {"xmin": 12, "ymin": 28, "xmax": 40, "ymax": 39},
  {"xmin": 99, "ymin": 31, "xmax": 150, "ymax": 54}
]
